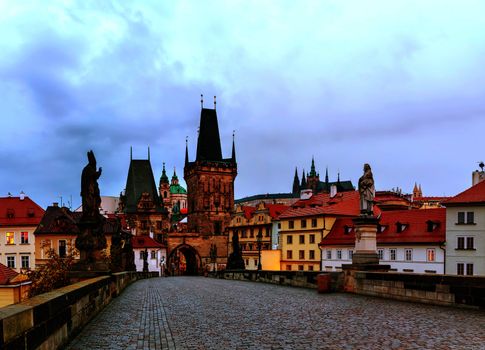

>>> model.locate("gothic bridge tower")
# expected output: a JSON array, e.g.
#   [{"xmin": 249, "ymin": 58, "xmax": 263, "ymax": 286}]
[{"xmin": 184, "ymin": 102, "xmax": 237, "ymax": 235}]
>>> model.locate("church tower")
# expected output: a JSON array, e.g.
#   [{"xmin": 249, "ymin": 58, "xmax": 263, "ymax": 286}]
[
  {"xmin": 159, "ymin": 163, "xmax": 170, "ymax": 207},
  {"xmin": 184, "ymin": 102, "xmax": 237, "ymax": 235},
  {"xmin": 306, "ymin": 157, "xmax": 320, "ymax": 193}
]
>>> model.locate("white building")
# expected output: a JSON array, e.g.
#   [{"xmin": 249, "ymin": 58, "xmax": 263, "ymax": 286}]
[
  {"xmin": 0, "ymin": 194, "xmax": 44, "ymax": 272},
  {"xmin": 320, "ymin": 209, "xmax": 446, "ymax": 274},
  {"xmin": 131, "ymin": 235, "xmax": 167, "ymax": 276},
  {"xmin": 444, "ymin": 178, "xmax": 485, "ymax": 276}
]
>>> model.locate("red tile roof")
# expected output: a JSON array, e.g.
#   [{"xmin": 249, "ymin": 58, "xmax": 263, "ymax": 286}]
[
  {"xmin": 131, "ymin": 235, "xmax": 164, "ymax": 249},
  {"xmin": 321, "ymin": 208, "xmax": 445, "ymax": 246},
  {"xmin": 0, "ymin": 263, "xmax": 19, "ymax": 285},
  {"xmin": 278, "ymin": 191, "xmax": 380, "ymax": 219},
  {"xmin": 444, "ymin": 180, "xmax": 485, "ymax": 205},
  {"xmin": 265, "ymin": 204, "xmax": 289, "ymax": 219},
  {"xmin": 241, "ymin": 206, "xmax": 256, "ymax": 220},
  {"xmin": 0, "ymin": 196, "xmax": 44, "ymax": 226}
]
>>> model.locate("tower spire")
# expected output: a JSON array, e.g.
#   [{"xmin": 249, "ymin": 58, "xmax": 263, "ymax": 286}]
[
  {"xmin": 185, "ymin": 136, "xmax": 189, "ymax": 165},
  {"xmin": 292, "ymin": 167, "xmax": 300, "ymax": 194},
  {"xmin": 301, "ymin": 169, "xmax": 307, "ymax": 189},
  {"xmin": 148, "ymin": 146, "xmax": 150, "ymax": 161},
  {"xmin": 309, "ymin": 156, "xmax": 316, "ymax": 177},
  {"xmin": 130, "ymin": 146, "xmax": 132, "ymax": 160},
  {"xmin": 214, "ymin": 95, "xmax": 217, "ymax": 110},
  {"xmin": 232, "ymin": 130, "xmax": 236, "ymax": 162},
  {"xmin": 201, "ymin": 94, "xmax": 204, "ymax": 108},
  {"xmin": 325, "ymin": 166, "xmax": 329, "ymax": 185}
]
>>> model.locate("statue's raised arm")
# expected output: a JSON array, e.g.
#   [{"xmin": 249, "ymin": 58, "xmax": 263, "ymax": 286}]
[{"xmin": 358, "ymin": 163, "xmax": 375, "ymax": 216}]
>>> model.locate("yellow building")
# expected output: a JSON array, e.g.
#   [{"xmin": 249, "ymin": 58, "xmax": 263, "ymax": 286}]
[
  {"xmin": 0, "ymin": 195, "xmax": 44, "ymax": 272},
  {"xmin": 227, "ymin": 202, "xmax": 288, "ymax": 270},
  {"xmin": 278, "ymin": 190, "xmax": 361, "ymax": 271},
  {"xmin": 0, "ymin": 263, "xmax": 31, "ymax": 307}
]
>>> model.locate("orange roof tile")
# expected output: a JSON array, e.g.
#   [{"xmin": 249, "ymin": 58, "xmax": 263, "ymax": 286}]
[
  {"xmin": 0, "ymin": 196, "xmax": 44, "ymax": 226},
  {"xmin": 0, "ymin": 263, "xmax": 19, "ymax": 285},
  {"xmin": 131, "ymin": 235, "xmax": 164, "ymax": 249},
  {"xmin": 321, "ymin": 208, "xmax": 445, "ymax": 246},
  {"xmin": 444, "ymin": 180, "xmax": 485, "ymax": 205}
]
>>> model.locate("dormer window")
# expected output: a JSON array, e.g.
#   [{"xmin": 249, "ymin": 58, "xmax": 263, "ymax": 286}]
[
  {"xmin": 27, "ymin": 208, "xmax": 35, "ymax": 217},
  {"xmin": 6, "ymin": 209, "xmax": 14, "ymax": 218},
  {"xmin": 396, "ymin": 222, "xmax": 407, "ymax": 233},
  {"xmin": 426, "ymin": 220, "xmax": 438, "ymax": 232},
  {"xmin": 343, "ymin": 225, "xmax": 353, "ymax": 234}
]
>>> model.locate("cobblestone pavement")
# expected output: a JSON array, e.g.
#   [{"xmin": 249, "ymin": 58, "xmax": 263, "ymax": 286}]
[{"xmin": 66, "ymin": 277, "xmax": 485, "ymax": 350}]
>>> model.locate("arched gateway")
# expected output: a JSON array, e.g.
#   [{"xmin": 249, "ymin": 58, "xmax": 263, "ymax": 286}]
[{"xmin": 167, "ymin": 244, "xmax": 201, "ymax": 276}]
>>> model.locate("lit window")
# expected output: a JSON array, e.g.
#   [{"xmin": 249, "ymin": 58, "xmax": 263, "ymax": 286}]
[
  {"xmin": 427, "ymin": 249, "xmax": 435, "ymax": 262},
  {"xmin": 6, "ymin": 232, "xmax": 14, "ymax": 245},
  {"xmin": 21, "ymin": 256, "xmax": 30, "ymax": 269},
  {"xmin": 21, "ymin": 232, "xmax": 29, "ymax": 244},
  {"xmin": 6, "ymin": 256, "xmax": 15, "ymax": 268}
]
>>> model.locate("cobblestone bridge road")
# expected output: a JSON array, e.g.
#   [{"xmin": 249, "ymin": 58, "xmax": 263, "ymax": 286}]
[{"xmin": 66, "ymin": 277, "xmax": 485, "ymax": 350}]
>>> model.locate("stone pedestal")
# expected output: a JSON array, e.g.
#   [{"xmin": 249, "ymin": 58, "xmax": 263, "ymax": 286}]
[
  {"xmin": 73, "ymin": 216, "xmax": 110, "ymax": 273},
  {"xmin": 351, "ymin": 216, "xmax": 379, "ymax": 265}
]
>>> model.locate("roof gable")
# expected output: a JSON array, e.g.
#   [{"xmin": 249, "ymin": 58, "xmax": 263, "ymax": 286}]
[
  {"xmin": 444, "ymin": 180, "xmax": 485, "ymax": 205},
  {"xmin": 0, "ymin": 196, "xmax": 44, "ymax": 226},
  {"xmin": 0, "ymin": 263, "xmax": 19, "ymax": 285}
]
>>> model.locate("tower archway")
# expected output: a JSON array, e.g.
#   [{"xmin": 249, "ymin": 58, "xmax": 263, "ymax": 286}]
[{"xmin": 167, "ymin": 244, "xmax": 201, "ymax": 276}]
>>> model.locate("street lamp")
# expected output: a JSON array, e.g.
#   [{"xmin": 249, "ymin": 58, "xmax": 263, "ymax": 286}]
[{"xmin": 257, "ymin": 228, "xmax": 262, "ymax": 271}]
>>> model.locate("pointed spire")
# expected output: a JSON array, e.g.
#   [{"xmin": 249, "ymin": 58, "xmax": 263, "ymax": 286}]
[
  {"xmin": 292, "ymin": 167, "xmax": 300, "ymax": 194},
  {"xmin": 130, "ymin": 146, "xmax": 132, "ymax": 160},
  {"xmin": 214, "ymin": 95, "xmax": 217, "ymax": 110},
  {"xmin": 160, "ymin": 162, "xmax": 169, "ymax": 184},
  {"xmin": 301, "ymin": 169, "xmax": 307, "ymax": 189},
  {"xmin": 337, "ymin": 171, "xmax": 340, "ymax": 183},
  {"xmin": 148, "ymin": 146, "xmax": 150, "ymax": 161},
  {"xmin": 232, "ymin": 130, "xmax": 236, "ymax": 162},
  {"xmin": 325, "ymin": 166, "xmax": 329, "ymax": 185},
  {"xmin": 201, "ymin": 94, "xmax": 204, "ymax": 108},
  {"xmin": 309, "ymin": 156, "xmax": 317, "ymax": 177},
  {"xmin": 185, "ymin": 136, "xmax": 189, "ymax": 165}
]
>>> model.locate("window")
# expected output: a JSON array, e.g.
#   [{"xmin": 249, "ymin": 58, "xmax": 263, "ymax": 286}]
[
  {"xmin": 151, "ymin": 250, "xmax": 156, "ymax": 259},
  {"xmin": 457, "ymin": 236, "xmax": 474, "ymax": 250},
  {"xmin": 6, "ymin": 256, "xmax": 15, "ymax": 268},
  {"xmin": 265, "ymin": 228, "xmax": 270, "ymax": 237},
  {"xmin": 466, "ymin": 263, "xmax": 474, "ymax": 276},
  {"xmin": 286, "ymin": 265, "xmax": 292, "ymax": 271},
  {"xmin": 309, "ymin": 250, "xmax": 315, "ymax": 260},
  {"xmin": 59, "ymin": 240, "xmax": 67, "ymax": 258},
  {"xmin": 254, "ymin": 259, "xmax": 258, "ymax": 266},
  {"xmin": 245, "ymin": 259, "xmax": 249, "ymax": 266},
  {"xmin": 308, "ymin": 265, "xmax": 314, "ymax": 271},
  {"xmin": 301, "ymin": 219, "xmax": 307, "ymax": 228},
  {"xmin": 426, "ymin": 221, "xmax": 434, "ymax": 232},
  {"xmin": 289, "ymin": 221, "xmax": 294, "ymax": 229},
  {"xmin": 467, "ymin": 212, "xmax": 474, "ymax": 224},
  {"xmin": 457, "ymin": 212, "xmax": 465, "ymax": 224},
  {"xmin": 20, "ymin": 232, "xmax": 29, "ymax": 244},
  {"xmin": 139, "ymin": 251, "xmax": 144, "ymax": 260},
  {"xmin": 299, "ymin": 235, "xmax": 305, "ymax": 244},
  {"xmin": 242, "ymin": 230, "xmax": 247, "ymax": 238},
  {"xmin": 298, "ymin": 265, "xmax": 304, "ymax": 271},
  {"xmin": 287, "ymin": 250, "xmax": 293, "ymax": 259},
  {"xmin": 348, "ymin": 250, "xmax": 353, "ymax": 260},
  {"xmin": 337, "ymin": 250, "xmax": 342, "ymax": 260},
  {"xmin": 277, "ymin": 223, "xmax": 281, "ymax": 229},
  {"xmin": 6, "ymin": 232, "xmax": 14, "ymax": 245},
  {"xmin": 299, "ymin": 250, "xmax": 305, "ymax": 259},
  {"xmin": 250, "ymin": 229, "xmax": 254, "ymax": 238},
  {"xmin": 427, "ymin": 249, "xmax": 436, "ymax": 262},
  {"xmin": 311, "ymin": 218, "xmax": 317, "ymax": 228},
  {"xmin": 326, "ymin": 250, "xmax": 332, "ymax": 259},
  {"xmin": 309, "ymin": 234, "xmax": 315, "ymax": 244},
  {"xmin": 287, "ymin": 235, "xmax": 293, "ymax": 244},
  {"xmin": 390, "ymin": 249, "xmax": 396, "ymax": 261},
  {"xmin": 405, "ymin": 249, "xmax": 412, "ymax": 261},
  {"xmin": 377, "ymin": 249, "xmax": 384, "ymax": 260},
  {"xmin": 457, "ymin": 263, "xmax": 464, "ymax": 275},
  {"xmin": 21, "ymin": 256, "xmax": 30, "ymax": 269}
]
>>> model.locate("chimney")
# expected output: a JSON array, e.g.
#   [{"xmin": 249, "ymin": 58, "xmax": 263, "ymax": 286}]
[
  {"xmin": 53, "ymin": 202, "xmax": 59, "ymax": 207},
  {"xmin": 330, "ymin": 184, "xmax": 337, "ymax": 198},
  {"xmin": 20, "ymin": 191, "xmax": 25, "ymax": 200},
  {"xmin": 300, "ymin": 189, "xmax": 313, "ymax": 200},
  {"xmin": 472, "ymin": 170, "xmax": 485, "ymax": 186}
]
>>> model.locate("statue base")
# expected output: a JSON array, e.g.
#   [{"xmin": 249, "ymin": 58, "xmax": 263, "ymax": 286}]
[{"xmin": 352, "ymin": 215, "xmax": 380, "ymax": 265}]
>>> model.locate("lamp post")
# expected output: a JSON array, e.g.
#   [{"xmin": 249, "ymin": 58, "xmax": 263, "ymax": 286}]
[{"xmin": 257, "ymin": 228, "xmax": 262, "ymax": 271}]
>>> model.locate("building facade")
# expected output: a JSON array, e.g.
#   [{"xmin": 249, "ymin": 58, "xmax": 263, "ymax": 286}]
[
  {"xmin": 227, "ymin": 202, "xmax": 288, "ymax": 270},
  {"xmin": 444, "ymin": 179, "xmax": 485, "ymax": 276},
  {"xmin": 132, "ymin": 235, "xmax": 166, "ymax": 276},
  {"xmin": 0, "ymin": 195, "xmax": 44, "ymax": 272},
  {"xmin": 320, "ymin": 208, "xmax": 446, "ymax": 274}
]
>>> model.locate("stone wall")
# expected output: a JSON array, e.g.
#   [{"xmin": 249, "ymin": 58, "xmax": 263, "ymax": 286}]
[
  {"xmin": 0, "ymin": 271, "xmax": 158, "ymax": 350},
  {"xmin": 349, "ymin": 271, "xmax": 485, "ymax": 309},
  {"xmin": 213, "ymin": 270, "xmax": 343, "ymax": 290}
]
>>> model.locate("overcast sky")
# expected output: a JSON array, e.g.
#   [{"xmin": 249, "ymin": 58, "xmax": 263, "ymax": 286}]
[{"xmin": 1, "ymin": 1, "xmax": 485, "ymax": 209}]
